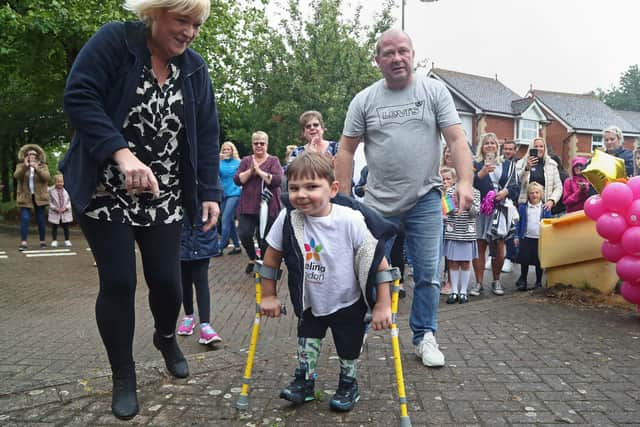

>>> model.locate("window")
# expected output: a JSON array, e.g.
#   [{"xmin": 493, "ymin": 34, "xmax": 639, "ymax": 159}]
[
  {"xmin": 592, "ymin": 134, "xmax": 603, "ymax": 151},
  {"xmin": 518, "ymin": 119, "xmax": 538, "ymax": 142}
]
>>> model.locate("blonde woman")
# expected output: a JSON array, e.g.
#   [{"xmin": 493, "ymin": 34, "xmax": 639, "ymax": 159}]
[
  {"xmin": 62, "ymin": 0, "xmax": 219, "ymax": 419},
  {"xmin": 218, "ymin": 141, "xmax": 242, "ymax": 255},
  {"xmin": 471, "ymin": 133, "xmax": 519, "ymax": 297},
  {"xmin": 515, "ymin": 137, "xmax": 562, "ymax": 211},
  {"xmin": 603, "ymin": 125, "xmax": 633, "ymax": 177}
]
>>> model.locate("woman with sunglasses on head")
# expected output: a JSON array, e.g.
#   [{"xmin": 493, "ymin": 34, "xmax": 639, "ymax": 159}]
[
  {"xmin": 14, "ymin": 144, "xmax": 51, "ymax": 251},
  {"xmin": 234, "ymin": 131, "xmax": 283, "ymax": 273},
  {"xmin": 61, "ymin": 0, "xmax": 220, "ymax": 419},
  {"xmin": 287, "ymin": 110, "xmax": 339, "ymax": 165}
]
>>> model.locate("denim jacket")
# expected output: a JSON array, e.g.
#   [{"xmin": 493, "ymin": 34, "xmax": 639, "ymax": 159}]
[{"xmin": 61, "ymin": 21, "xmax": 221, "ymax": 223}]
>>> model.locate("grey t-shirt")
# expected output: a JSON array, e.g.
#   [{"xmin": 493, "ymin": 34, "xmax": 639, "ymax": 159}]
[{"xmin": 343, "ymin": 75, "xmax": 460, "ymax": 216}]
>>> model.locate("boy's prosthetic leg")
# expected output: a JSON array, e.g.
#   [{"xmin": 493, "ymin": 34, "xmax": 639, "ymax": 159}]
[
  {"xmin": 236, "ymin": 261, "xmax": 283, "ymax": 410},
  {"xmin": 376, "ymin": 267, "xmax": 411, "ymax": 426}
]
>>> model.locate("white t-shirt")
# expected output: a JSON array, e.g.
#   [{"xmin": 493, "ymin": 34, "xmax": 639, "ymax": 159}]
[
  {"xmin": 267, "ymin": 204, "xmax": 368, "ymax": 317},
  {"xmin": 525, "ymin": 203, "xmax": 542, "ymax": 238}
]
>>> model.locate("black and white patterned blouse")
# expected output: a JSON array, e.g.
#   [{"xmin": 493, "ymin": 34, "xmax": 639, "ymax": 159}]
[{"xmin": 85, "ymin": 62, "xmax": 184, "ymax": 226}]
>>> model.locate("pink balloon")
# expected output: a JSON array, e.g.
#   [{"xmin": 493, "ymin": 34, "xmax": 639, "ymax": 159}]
[
  {"xmin": 621, "ymin": 227, "xmax": 640, "ymax": 256},
  {"xmin": 625, "ymin": 199, "xmax": 640, "ymax": 226},
  {"xmin": 601, "ymin": 182, "xmax": 633, "ymax": 213},
  {"xmin": 601, "ymin": 240, "xmax": 626, "ymax": 262},
  {"xmin": 596, "ymin": 212, "xmax": 628, "ymax": 242},
  {"xmin": 620, "ymin": 281, "xmax": 640, "ymax": 305},
  {"xmin": 584, "ymin": 195, "xmax": 606, "ymax": 220},
  {"xmin": 627, "ymin": 176, "xmax": 640, "ymax": 199},
  {"xmin": 616, "ymin": 255, "xmax": 640, "ymax": 282}
]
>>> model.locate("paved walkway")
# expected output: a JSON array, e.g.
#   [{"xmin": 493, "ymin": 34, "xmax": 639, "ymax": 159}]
[{"xmin": 0, "ymin": 226, "xmax": 639, "ymax": 426}]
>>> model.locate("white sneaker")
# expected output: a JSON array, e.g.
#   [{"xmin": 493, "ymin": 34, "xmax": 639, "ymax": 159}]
[
  {"xmin": 50, "ymin": 241, "xmax": 59, "ymax": 248},
  {"xmin": 502, "ymin": 259, "xmax": 513, "ymax": 273},
  {"xmin": 64, "ymin": 240, "xmax": 72, "ymax": 247},
  {"xmin": 485, "ymin": 256, "xmax": 492, "ymax": 270},
  {"xmin": 414, "ymin": 332, "xmax": 445, "ymax": 367},
  {"xmin": 492, "ymin": 280, "xmax": 505, "ymax": 296}
]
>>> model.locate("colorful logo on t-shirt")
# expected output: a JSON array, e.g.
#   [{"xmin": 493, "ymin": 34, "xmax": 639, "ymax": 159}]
[{"xmin": 304, "ymin": 238, "xmax": 323, "ymax": 261}]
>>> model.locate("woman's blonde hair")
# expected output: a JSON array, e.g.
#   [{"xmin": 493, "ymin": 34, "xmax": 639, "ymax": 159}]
[
  {"xmin": 220, "ymin": 141, "xmax": 239, "ymax": 160},
  {"xmin": 123, "ymin": 0, "xmax": 210, "ymax": 25},
  {"xmin": 252, "ymin": 131, "xmax": 269, "ymax": 144},
  {"xmin": 603, "ymin": 125, "xmax": 624, "ymax": 144},
  {"xmin": 475, "ymin": 132, "xmax": 502, "ymax": 164}
]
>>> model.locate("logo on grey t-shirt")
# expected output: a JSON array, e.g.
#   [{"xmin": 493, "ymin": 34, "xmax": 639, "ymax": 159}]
[{"xmin": 376, "ymin": 101, "xmax": 425, "ymax": 126}]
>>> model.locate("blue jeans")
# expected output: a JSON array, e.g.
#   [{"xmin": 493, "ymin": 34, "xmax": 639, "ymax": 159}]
[
  {"xmin": 219, "ymin": 196, "xmax": 240, "ymax": 250},
  {"xmin": 384, "ymin": 190, "xmax": 442, "ymax": 345},
  {"xmin": 20, "ymin": 202, "xmax": 46, "ymax": 242}
]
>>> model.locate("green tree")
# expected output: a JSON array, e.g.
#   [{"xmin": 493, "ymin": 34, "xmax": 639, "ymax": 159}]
[{"xmin": 600, "ymin": 64, "xmax": 640, "ymax": 112}]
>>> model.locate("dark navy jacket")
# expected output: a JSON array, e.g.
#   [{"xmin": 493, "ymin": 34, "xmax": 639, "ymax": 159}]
[
  {"xmin": 61, "ymin": 21, "xmax": 221, "ymax": 223},
  {"xmin": 473, "ymin": 159, "xmax": 520, "ymax": 202},
  {"xmin": 180, "ymin": 206, "xmax": 218, "ymax": 261},
  {"xmin": 609, "ymin": 147, "xmax": 634, "ymax": 178},
  {"xmin": 281, "ymin": 193, "xmax": 397, "ymax": 318}
]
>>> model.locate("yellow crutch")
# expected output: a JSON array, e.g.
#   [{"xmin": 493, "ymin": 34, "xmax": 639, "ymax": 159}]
[
  {"xmin": 388, "ymin": 267, "xmax": 411, "ymax": 426},
  {"xmin": 236, "ymin": 261, "xmax": 283, "ymax": 410}
]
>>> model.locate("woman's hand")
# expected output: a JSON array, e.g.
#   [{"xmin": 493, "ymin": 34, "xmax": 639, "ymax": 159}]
[
  {"xmin": 495, "ymin": 188, "xmax": 508, "ymax": 201},
  {"xmin": 201, "ymin": 201, "xmax": 220, "ymax": 232},
  {"xmin": 260, "ymin": 296, "xmax": 282, "ymax": 318},
  {"xmin": 544, "ymin": 200, "xmax": 554, "ymax": 211},
  {"xmin": 527, "ymin": 156, "xmax": 538, "ymax": 169},
  {"xmin": 112, "ymin": 148, "xmax": 160, "ymax": 197}
]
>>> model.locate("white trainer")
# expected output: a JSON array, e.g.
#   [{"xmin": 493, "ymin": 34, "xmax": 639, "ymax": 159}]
[
  {"xmin": 50, "ymin": 241, "xmax": 59, "ymax": 248},
  {"xmin": 64, "ymin": 240, "xmax": 72, "ymax": 247},
  {"xmin": 502, "ymin": 259, "xmax": 513, "ymax": 273},
  {"xmin": 414, "ymin": 332, "xmax": 445, "ymax": 367},
  {"xmin": 485, "ymin": 256, "xmax": 492, "ymax": 270}
]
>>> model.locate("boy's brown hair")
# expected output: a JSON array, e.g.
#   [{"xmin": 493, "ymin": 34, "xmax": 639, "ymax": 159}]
[{"xmin": 286, "ymin": 152, "xmax": 335, "ymax": 185}]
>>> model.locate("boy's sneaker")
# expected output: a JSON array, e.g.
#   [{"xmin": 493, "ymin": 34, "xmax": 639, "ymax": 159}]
[
  {"xmin": 469, "ymin": 282, "xmax": 483, "ymax": 296},
  {"xmin": 414, "ymin": 331, "xmax": 445, "ymax": 367},
  {"xmin": 501, "ymin": 259, "xmax": 513, "ymax": 273},
  {"xmin": 177, "ymin": 316, "xmax": 195, "ymax": 336},
  {"xmin": 64, "ymin": 240, "xmax": 72, "ymax": 247},
  {"xmin": 279, "ymin": 368, "xmax": 315, "ymax": 404},
  {"xmin": 329, "ymin": 373, "xmax": 360, "ymax": 412},
  {"xmin": 51, "ymin": 241, "xmax": 59, "ymax": 248},
  {"xmin": 198, "ymin": 323, "xmax": 222, "ymax": 344}
]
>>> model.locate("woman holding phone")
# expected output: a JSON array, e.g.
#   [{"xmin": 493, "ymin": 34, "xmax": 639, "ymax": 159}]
[
  {"xmin": 471, "ymin": 133, "xmax": 520, "ymax": 297},
  {"xmin": 515, "ymin": 137, "xmax": 562, "ymax": 212}
]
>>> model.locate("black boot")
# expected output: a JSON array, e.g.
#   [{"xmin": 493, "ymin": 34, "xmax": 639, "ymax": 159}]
[
  {"xmin": 153, "ymin": 332, "xmax": 189, "ymax": 378},
  {"xmin": 279, "ymin": 368, "xmax": 315, "ymax": 404},
  {"xmin": 329, "ymin": 373, "xmax": 360, "ymax": 412},
  {"xmin": 111, "ymin": 374, "xmax": 139, "ymax": 420}
]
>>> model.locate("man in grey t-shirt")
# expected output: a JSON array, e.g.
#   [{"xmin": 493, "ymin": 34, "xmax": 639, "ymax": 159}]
[{"xmin": 335, "ymin": 29, "xmax": 473, "ymax": 368}]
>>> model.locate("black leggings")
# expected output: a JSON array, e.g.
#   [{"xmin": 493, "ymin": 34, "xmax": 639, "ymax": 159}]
[
  {"xmin": 51, "ymin": 223, "xmax": 70, "ymax": 241},
  {"xmin": 238, "ymin": 213, "xmax": 275, "ymax": 261},
  {"xmin": 181, "ymin": 259, "xmax": 210, "ymax": 323},
  {"xmin": 75, "ymin": 212, "xmax": 182, "ymax": 376}
]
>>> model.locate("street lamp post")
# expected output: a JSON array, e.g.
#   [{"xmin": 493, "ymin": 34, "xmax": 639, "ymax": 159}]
[{"xmin": 401, "ymin": 0, "xmax": 439, "ymax": 31}]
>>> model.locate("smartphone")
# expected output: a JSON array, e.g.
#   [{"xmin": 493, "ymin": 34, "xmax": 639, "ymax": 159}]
[
  {"xmin": 485, "ymin": 152, "xmax": 496, "ymax": 164},
  {"xmin": 529, "ymin": 148, "xmax": 538, "ymax": 158}
]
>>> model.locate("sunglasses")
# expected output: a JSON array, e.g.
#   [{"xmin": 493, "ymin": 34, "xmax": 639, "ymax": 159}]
[
  {"xmin": 304, "ymin": 122, "xmax": 321, "ymax": 129},
  {"xmin": 253, "ymin": 142, "xmax": 266, "ymax": 146}
]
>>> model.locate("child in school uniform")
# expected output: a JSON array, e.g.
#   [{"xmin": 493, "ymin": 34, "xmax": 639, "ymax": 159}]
[
  {"xmin": 515, "ymin": 182, "xmax": 553, "ymax": 291},
  {"xmin": 442, "ymin": 169, "xmax": 481, "ymax": 304}
]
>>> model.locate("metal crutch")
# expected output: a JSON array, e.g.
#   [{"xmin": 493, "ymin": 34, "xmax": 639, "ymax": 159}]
[
  {"xmin": 236, "ymin": 261, "xmax": 284, "ymax": 410},
  {"xmin": 387, "ymin": 267, "xmax": 412, "ymax": 426}
]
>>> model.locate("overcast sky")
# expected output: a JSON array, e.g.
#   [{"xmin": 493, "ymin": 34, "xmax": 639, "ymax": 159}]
[{"xmin": 269, "ymin": 0, "xmax": 639, "ymax": 97}]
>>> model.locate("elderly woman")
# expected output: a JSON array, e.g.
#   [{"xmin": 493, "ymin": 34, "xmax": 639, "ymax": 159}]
[
  {"xmin": 471, "ymin": 133, "xmax": 519, "ymax": 297},
  {"xmin": 603, "ymin": 125, "xmax": 634, "ymax": 177},
  {"xmin": 14, "ymin": 144, "xmax": 50, "ymax": 250},
  {"xmin": 287, "ymin": 110, "xmax": 339, "ymax": 164},
  {"xmin": 61, "ymin": 0, "xmax": 220, "ymax": 419},
  {"xmin": 234, "ymin": 131, "xmax": 283, "ymax": 273},
  {"xmin": 515, "ymin": 137, "xmax": 562, "ymax": 212},
  {"xmin": 218, "ymin": 141, "xmax": 242, "ymax": 255}
]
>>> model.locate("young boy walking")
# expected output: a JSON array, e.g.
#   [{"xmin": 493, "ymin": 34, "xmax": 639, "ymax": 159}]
[{"xmin": 260, "ymin": 152, "xmax": 393, "ymax": 412}]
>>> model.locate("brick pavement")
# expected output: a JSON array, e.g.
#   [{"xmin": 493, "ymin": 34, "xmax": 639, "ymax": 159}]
[{"xmin": 1, "ymin": 225, "xmax": 639, "ymax": 426}]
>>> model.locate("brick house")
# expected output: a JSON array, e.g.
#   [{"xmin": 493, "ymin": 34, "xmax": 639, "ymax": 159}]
[
  {"xmin": 427, "ymin": 68, "xmax": 546, "ymax": 156},
  {"xmin": 530, "ymin": 90, "xmax": 640, "ymax": 170}
]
